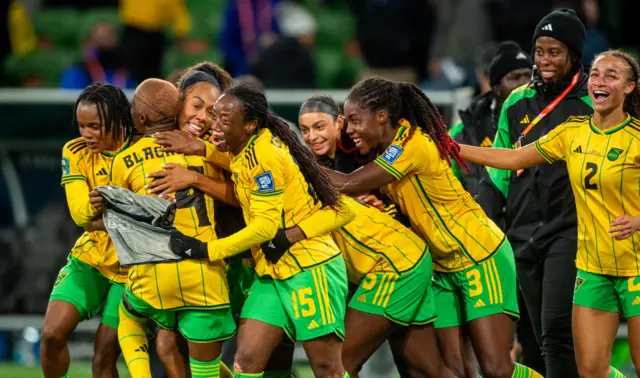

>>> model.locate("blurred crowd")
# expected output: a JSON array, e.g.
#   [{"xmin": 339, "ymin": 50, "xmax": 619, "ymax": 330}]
[{"xmin": 1, "ymin": 0, "xmax": 637, "ymax": 92}]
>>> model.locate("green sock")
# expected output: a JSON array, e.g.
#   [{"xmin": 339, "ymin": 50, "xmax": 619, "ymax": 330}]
[
  {"xmin": 264, "ymin": 370, "xmax": 293, "ymax": 378},
  {"xmin": 610, "ymin": 366, "xmax": 627, "ymax": 378},
  {"xmin": 343, "ymin": 373, "xmax": 350, "ymax": 378},
  {"xmin": 43, "ymin": 374, "xmax": 69, "ymax": 378},
  {"xmin": 234, "ymin": 373, "xmax": 264, "ymax": 378},
  {"xmin": 190, "ymin": 356, "xmax": 221, "ymax": 378},
  {"xmin": 512, "ymin": 363, "xmax": 543, "ymax": 378}
]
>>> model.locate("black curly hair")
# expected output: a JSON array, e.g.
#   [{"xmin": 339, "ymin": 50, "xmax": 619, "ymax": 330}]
[{"xmin": 73, "ymin": 82, "xmax": 133, "ymax": 143}]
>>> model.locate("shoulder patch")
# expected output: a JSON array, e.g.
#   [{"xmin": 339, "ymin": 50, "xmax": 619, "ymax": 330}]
[
  {"xmin": 381, "ymin": 145, "xmax": 404, "ymax": 164},
  {"xmin": 254, "ymin": 171, "xmax": 275, "ymax": 192},
  {"xmin": 61, "ymin": 157, "xmax": 70, "ymax": 175},
  {"xmin": 271, "ymin": 135, "xmax": 282, "ymax": 148}
]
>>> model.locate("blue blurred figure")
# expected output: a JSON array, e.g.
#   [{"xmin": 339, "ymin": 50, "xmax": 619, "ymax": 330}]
[
  {"xmin": 61, "ymin": 22, "xmax": 135, "ymax": 89},
  {"xmin": 220, "ymin": 0, "xmax": 281, "ymax": 77}
]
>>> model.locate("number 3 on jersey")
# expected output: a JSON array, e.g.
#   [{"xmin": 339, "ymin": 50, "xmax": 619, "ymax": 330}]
[{"xmin": 584, "ymin": 162, "xmax": 598, "ymax": 190}]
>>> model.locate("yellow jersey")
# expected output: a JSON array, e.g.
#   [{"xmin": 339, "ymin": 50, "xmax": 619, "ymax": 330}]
[
  {"xmin": 110, "ymin": 135, "xmax": 229, "ymax": 310},
  {"xmin": 204, "ymin": 128, "xmax": 343, "ymax": 280},
  {"xmin": 534, "ymin": 114, "xmax": 640, "ymax": 277},
  {"xmin": 298, "ymin": 196, "xmax": 427, "ymax": 284},
  {"xmin": 374, "ymin": 123, "xmax": 505, "ymax": 272},
  {"xmin": 61, "ymin": 137, "xmax": 128, "ymax": 283}
]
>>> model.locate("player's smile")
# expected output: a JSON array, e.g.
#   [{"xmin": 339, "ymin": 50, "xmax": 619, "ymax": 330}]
[
  {"xmin": 178, "ymin": 81, "xmax": 220, "ymax": 138},
  {"xmin": 588, "ymin": 55, "xmax": 635, "ymax": 114}
]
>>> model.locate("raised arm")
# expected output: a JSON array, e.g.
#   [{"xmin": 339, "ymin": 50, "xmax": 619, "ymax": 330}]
[
  {"xmin": 323, "ymin": 161, "xmax": 397, "ymax": 195},
  {"xmin": 459, "ymin": 143, "xmax": 546, "ymax": 171},
  {"xmin": 288, "ymin": 198, "xmax": 355, "ymax": 242}
]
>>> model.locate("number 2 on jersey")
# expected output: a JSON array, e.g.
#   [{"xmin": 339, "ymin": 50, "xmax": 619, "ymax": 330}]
[{"xmin": 584, "ymin": 162, "xmax": 598, "ymax": 190}]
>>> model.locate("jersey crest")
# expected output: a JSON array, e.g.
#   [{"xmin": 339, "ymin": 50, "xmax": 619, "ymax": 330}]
[
  {"xmin": 381, "ymin": 145, "xmax": 403, "ymax": 164},
  {"xmin": 607, "ymin": 147, "xmax": 624, "ymax": 162},
  {"xmin": 254, "ymin": 171, "xmax": 275, "ymax": 192}
]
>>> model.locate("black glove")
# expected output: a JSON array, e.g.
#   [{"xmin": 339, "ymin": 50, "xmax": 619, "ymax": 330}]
[
  {"xmin": 169, "ymin": 231, "xmax": 208, "ymax": 259},
  {"xmin": 260, "ymin": 229, "xmax": 291, "ymax": 264}
]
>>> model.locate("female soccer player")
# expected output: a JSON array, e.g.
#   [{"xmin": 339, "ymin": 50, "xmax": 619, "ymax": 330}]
[
  {"xmin": 291, "ymin": 94, "xmax": 457, "ymax": 378},
  {"xmin": 459, "ymin": 49, "xmax": 640, "ymax": 378},
  {"xmin": 149, "ymin": 63, "xmax": 297, "ymax": 378},
  {"xmin": 168, "ymin": 84, "xmax": 353, "ymax": 378},
  {"xmin": 106, "ymin": 79, "xmax": 237, "ymax": 378},
  {"xmin": 322, "ymin": 77, "xmax": 542, "ymax": 378},
  {"xmin": 41, "ymin": 83, "xmax": 132, "ymax": 378}
]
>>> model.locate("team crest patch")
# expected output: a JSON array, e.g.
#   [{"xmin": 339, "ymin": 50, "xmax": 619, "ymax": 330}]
[
  {"xmin": 574, "ymin": 277, "xmax": 584, "ymax": 292},
  {"xmin": 61, "ymin": 157, "xmax": 70, "ymax": 175},
  {"xmin": 607, "ymin": 147, "xmax": 624, "ymax": 161},
  {"xmin": 381, "ymin": 145, "xmax": 403, "ymax": 164},
  {"xmin": 254, "ymin": 171, "xmax": 275, "ymax": 192},
  {"xmin": 271, "ymin": 135, "xmax": 282, "ymax": 148}
]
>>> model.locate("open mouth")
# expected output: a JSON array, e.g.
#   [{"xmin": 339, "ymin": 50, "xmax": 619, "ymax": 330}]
[
  {"xmin": 186, "ymin": 121, "xmax": 204, "ymax": 137},
  {"xmin": 540, "ymin": 70, "xmax": 556, "ymax": 80},
  {"xmin": 211, "ymin": 135, "xmax": 226, "ymax": 149},
  {"xmin": 593, "ymin": 90, "xmax": 610, "ymax": 101}
]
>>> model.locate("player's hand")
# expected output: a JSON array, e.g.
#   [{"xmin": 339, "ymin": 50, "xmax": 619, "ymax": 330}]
[
  {"xmin": 147, "ymin": 163, "xmax": 197, "ymax": 195},
  {"xmin": 89, "ymin": 190, "xmax": 105, "ymax": 215},
  {"xmin": 357, "ymin": 194, "xmax": 384, "ymax": 211},
  {"xmin": 610, "ymin": 215, "xmax": 640, "ymax": 240},
  {"xmin": 85, "ymin": 219, "xmax": 105, "ymax": 232},
  {"xmin": 169, "ymin": 231, "xmax": 208, "ymax": 259},
  {"xmin": 154, "ymin": 130, "xmax": 205, "ymax": 156},
  {"xmin": 260, "ymin": 229, "xmax": 291, "ymax": 264}
]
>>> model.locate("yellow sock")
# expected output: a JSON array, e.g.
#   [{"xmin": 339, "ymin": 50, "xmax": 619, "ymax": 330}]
[
  {"xmin": 118, "ymin": 305, "xmax": 152, "ymax": 378},
  {"xmin": 512, "ymin": 363, "xmax": 543, "ymax": 378},
  {"xmin": 220, "ymin": 362, "xmax": 234, "ymax": 378},
  {"xmin": 610, "ymin": 366, "xmax": 627, "ymax": 378}
]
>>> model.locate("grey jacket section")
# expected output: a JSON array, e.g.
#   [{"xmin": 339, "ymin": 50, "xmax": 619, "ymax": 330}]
[{"xmin": 95, "ymin": 185, "xmax": 182, "ymax": 267}]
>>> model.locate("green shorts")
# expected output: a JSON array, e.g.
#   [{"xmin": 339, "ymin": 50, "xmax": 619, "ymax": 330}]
[
  {"xmin": 227, "ymin": 256, "xmax": 256, "ymax": 315},
  {"xmin": 123, "ymin": 289, "xmax": 236, "ymax": 343},
  {"xmin": 574, "ymin": 269, "xmax": 640, "ymax": 318},
  {"xmin": 433, "ymin": 241, "xmax": 519, "ymax": 328},
  {"xmin": 50, "ymin": 256, "xmax": 122, "ymax": 328},
  {"xmin": 240, "ymin": 256, "xmax": 348, "ymax": 342},
  {"xmin": 348, "ymin": 252, "xmax": 437, "ymax": 326}
]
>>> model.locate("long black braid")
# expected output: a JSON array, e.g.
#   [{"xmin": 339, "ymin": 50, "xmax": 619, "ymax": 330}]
[
  {"xmin": 72, "ymin": 83, "xmax": 134, "ymax": 143},
  {"xmin": 226, "ymin": 84, "xmax": 341, "ymax": 208},
  {"xmin": 346, "ymin": 77, "xmax": 469, "ymax": 171}
]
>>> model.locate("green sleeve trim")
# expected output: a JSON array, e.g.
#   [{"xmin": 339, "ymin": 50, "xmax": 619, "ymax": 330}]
[
  {"xmin": 448, "ymin": 121, "xmax": 464, "ymax": 139},
  {"xmin": 534, "ymin": 141, "xmax": 555, "ymax": 163},
  {"xmin": 374, "ymin": 158, "xmax": 403, "ymax": 180},
  {"xmin": 250, "ymin": 189, "xmax": 284, "ymax": 197}
]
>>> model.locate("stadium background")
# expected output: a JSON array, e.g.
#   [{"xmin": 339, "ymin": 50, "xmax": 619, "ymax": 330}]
[{"xmin": 0, "ymin": 0, "xmax": 637, "ymax": 376}]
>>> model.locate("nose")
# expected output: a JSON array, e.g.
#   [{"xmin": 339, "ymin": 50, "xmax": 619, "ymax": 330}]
[
  {"xmin": 346, "ymin": 121, "xmax": 356, "ymax": 136},
  {"xmin": 308, "ymin": 129, "xmax": 319, "ymax": 142}
]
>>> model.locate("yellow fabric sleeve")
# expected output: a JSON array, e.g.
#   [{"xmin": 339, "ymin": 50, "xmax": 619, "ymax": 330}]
[
  {"xmin": 297, "ymin": 198, "xmax": 355, "ymax": 239},
  {"xmin": 170, "ymin": 0, "xmax": 191, "ymax": 37},
  {"xmin": 204, "ymin": 142, "xmax": 231, "ymax": 171},
  {"xmin": 207, "ymin": 193, "xmax": 282, "ymax": 261},
  {"xmin": 64, "ymin": 180, "xmax": 96, "ymax": 227}
]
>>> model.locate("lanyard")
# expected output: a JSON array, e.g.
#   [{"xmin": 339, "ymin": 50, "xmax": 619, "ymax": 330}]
[{"xmin": 514, "ymin": 71, "xmax": 580, "ymax": 176}]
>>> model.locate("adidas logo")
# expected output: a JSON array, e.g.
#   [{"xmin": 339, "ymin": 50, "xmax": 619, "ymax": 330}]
[
  {"xmin": 480, "ymin": 136, "xmax": 493, "ymax": 147},
  {"xmin": 135, "ymin": 344, "xmax": 149, "ymax": 354},
  {"xmin": 185, "ymin": 249, "xmax": 192, "ymax": 256},
  {"xmin": 516, "ymin": 52, "xmax": 528, "ymax": 60},
  {"xmin": 268, "ymin": 241, "xmax": 276, "ymax": 249},
  {"xmin": 473, "ymin": 299, "xmax": 486, "ymax": 308},
  {"xmin": 633, "ymin": 296, "xmax": 640, "ymax": 306},
  {"xmin": 96, "ymin": 168, "xmax": 108, "ymax": 176},
  {"xmin": 520, "ymin": 114, "xmax": 531, "ymax": 124},
  {"xmin": 542, "ymin": 23, "xmax": 553, "ymax": 31},
  {"xmin": 357, "ymin": 294, "xmax": 367, "ymax": 303},
  {"xmin": 574, "ymin": 146, "xmax": 583, "ymax": 154},
  {"xmin": 307, "ymin": 319, "xmax": 320, "ymax": 330}
]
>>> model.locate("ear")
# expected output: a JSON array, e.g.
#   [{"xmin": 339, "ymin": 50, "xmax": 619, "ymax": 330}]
[
  {"xmin": 625, "ymin": 81, "xmax": 637, "ymax": 96},
  {"xmin": 336, "ymin": 115, "xmax": 345, "ymax": 131},
  {"xmin": 139, "ymin": 113, "xmax": 147, "ymax": 126},
  {"xmin": 244, "ymin": 120, "xmax": 258, "ymax": 134},
  {"xmin": 376, "ymin": 109, "xmax": 389, "ymax": 126}
]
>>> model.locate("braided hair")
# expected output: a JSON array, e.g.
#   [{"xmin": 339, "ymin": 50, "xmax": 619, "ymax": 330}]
[
  {"xmin": 593, "ymin": 50, "xmax": 640, "ymax": 118},
  {"xmin": 226, "ymin": 84, "xmax": 341, "ymax": 208},
  {"xmin": 72, "ymin": 83, "xmax": 133, "ymax": 143},
  {"xmin": 346, "ymin": 77, "xmax": 468, "ymax": 171}
]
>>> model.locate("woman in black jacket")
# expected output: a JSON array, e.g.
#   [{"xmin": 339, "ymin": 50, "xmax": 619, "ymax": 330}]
[{"xmin": 477, "ymin": 9, "xmax": 593, "ymax": 378}]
